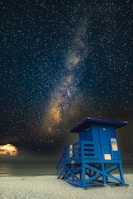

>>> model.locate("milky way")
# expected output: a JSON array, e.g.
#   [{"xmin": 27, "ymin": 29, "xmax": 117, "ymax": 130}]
[{"xmin": 42, "ymin": 16, "xmax": 89, "ymax": 136}]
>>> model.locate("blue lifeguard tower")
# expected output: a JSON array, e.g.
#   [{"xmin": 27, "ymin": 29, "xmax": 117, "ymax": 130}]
[{"xmin": 56, "ymin": 118, "xmax": 128, "ymax": 188}]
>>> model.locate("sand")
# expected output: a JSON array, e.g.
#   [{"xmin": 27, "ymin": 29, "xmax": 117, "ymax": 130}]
[{"xmin": 0, "ymin": 174, "xmax": 133, "ymax": 199}]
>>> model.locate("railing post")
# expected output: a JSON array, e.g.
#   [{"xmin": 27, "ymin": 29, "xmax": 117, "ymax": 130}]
[{"xmin": 80, "ymin": 141, "xmax": 84, "ymax": 162}]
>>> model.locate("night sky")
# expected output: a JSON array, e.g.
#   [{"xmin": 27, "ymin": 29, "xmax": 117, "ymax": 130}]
[{"xmin": 0, "ymin": 0, "xmax": 133, "ymax": 162}]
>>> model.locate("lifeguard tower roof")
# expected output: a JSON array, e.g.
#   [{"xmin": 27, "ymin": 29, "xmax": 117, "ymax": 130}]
[{"xmin": 70, "ymin": 118, "xmax": 128, "ymax": 132}]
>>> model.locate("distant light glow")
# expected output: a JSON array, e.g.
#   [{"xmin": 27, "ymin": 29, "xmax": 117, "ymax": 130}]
[{"xmin": 0, "ymin": 144, "xmax": 18, "ymax": 156}]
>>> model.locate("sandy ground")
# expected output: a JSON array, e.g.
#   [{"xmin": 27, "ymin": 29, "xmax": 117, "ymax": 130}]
[{"xmin": 0, "ymin": 174, "xmax": 133, "ymax": 199}]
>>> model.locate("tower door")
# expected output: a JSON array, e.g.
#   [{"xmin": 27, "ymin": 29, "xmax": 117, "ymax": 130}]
[
  {"xmin": 99, "ymin": 126, "xmax": 120, "ymax": 160},
  {"xmin": 99, "ymin": 127, "xmax": 112, "ymax": 160}
]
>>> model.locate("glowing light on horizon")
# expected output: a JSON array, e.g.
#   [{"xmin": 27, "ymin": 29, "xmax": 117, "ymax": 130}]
[{"xmin": 0, "ymin": 144, "xmax": 18, "ymax": 156}]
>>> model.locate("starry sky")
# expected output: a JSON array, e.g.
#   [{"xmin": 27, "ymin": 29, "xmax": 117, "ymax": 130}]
[{"xmin": 0, "ymin": 0, "xmax": 133, "ymax": 162}]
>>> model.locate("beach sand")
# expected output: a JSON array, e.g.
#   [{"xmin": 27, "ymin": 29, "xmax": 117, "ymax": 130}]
[{"xmin": 0, "ymin": 174, "xmax": 132, "ymax": 199}]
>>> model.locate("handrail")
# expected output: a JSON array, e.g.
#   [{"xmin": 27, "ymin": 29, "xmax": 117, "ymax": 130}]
[{"xmin": 63, "ymin": 141, "xmax": 96, "ymax": 162}]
